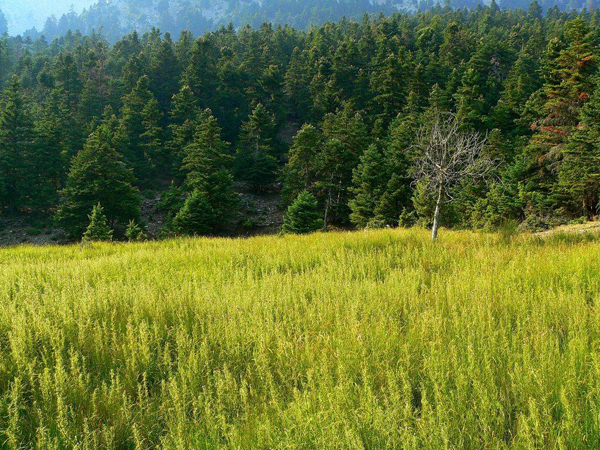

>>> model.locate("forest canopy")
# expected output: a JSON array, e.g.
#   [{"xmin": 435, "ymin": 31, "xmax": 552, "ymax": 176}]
[{"xmin": 0, "ymin": 2, "xmax": 599, "ymax": 239}]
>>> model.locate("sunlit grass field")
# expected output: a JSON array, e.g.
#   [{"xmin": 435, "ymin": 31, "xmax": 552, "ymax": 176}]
[{"xmin": 1, "ymin": 229, "xmax": 600, "ymax": 449}]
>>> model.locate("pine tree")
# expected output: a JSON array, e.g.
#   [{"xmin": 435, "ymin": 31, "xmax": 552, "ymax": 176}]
[
  {"xmin": 125, "ymin": 220, "xmax": 147, "ymax": 241},
  {"xmin": 26, "ymin": 91, "xmax": 70, "ymax": 212},
  {"xmin": 0, "ymin": 9, "xmax": 8, "ymax": 35},
  {"xmin": 284, "ymin": 47, "xmax": 312, "ymax": 122},
  {"xmin": 167, "ymin": 85, "xmax": 199, "ymax": 178},
  {"xmin": 559, "ymin": 77, "xmax": 600, "ymax": 218},
  {"xmin": 140, "ymin": 97, "xmax": 164, "ymax": 172},
  {"xmin": 56, "ymin": 117, "xmax": 140, "ymax": 239},
  {"xmin": 282, "ymin": 124, "xmax": 323, "ymax": 204},
  {"xmin": 318, "ymin": 104, "xmax": 370, "ymax": 225},
  {"xmin": 118, "ymin": 76, "xmax": 163, "ymax": 183},
  {"xmin": 149, "ymin": 33, "xmax": 181, "ymax": 114},
  {"xmin": 374, "ymin": 109, "xmax": 417, "ymax": 226},
  {"xmin": 350, "ymin": 144, "xmax": 388, "ymax": 228},
  {"xmin": 175, "ymin": 31, "xmax": 194, "ymax": 68},
  {"xmin": 370, "ymin": 45, "xmax": 409, "ymax": 128},
  {"xmin": 185, "ymin": 37, "xmax": 218, "ymax": 108},
  {"xmin": 180, "ymin": 109, "xmax": 238, "ymax": 231},
  {"xmin": 172, "ymin": 189, "xmax": 214, "ymax": 236},
  {"xmin": 79, "ymin": 77, "xmax": 105, "ymax": 129},
  {"xmin": 528, "ymin": 0, "xmax": 543, "ymax": 20},
  {"xmin": 283, "ymin": 191, "xmax": 324, "ymax": 234},
  {"xmin": 0, "ymin": 77, "xmax": 34, "ymax": 212},
  {"xmin": 122, "ymin": 55, "xmax": 145, "ymax": 93},
  {"xmin": 82, "ymin": 203, "xmax": 113, "ymax": 242},
  {"xmin": 524, "ymin": 19, "xmax": 597, "ymax": 215},
  {"xmin": 235, "ymin": 104, "xmax": 279, "ymax": 192}
]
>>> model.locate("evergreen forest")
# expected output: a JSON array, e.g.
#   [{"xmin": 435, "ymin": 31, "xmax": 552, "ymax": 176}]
[{"xmin": 0, "ymin": 2, "xmax": 599, "ymax": 240}]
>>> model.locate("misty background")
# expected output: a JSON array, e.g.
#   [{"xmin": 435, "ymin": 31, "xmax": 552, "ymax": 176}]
[
  {"xmin": 0, "ymin": 0, "xmax": 96, "ymax": 34},
  {"xmin": 0, "ymin": 0, "xmax": 596, "ymax": 38}
]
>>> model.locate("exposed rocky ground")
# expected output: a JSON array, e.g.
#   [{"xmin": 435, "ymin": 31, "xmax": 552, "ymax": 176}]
[
  {"xmin": 140, "ymin": 195, "xmax": 168, "ymax": 239},
  {"xmin": 3, "ymin": 205, "xmax": 600, "ymax": 248},
  {"xmin": 0, "ymin": 215, "xmax": 64, "ymax": 247},
  {"xmin": 535, "ymin": 222, "xmax": 600, "ymax": 237},
  {"xmin": 0, "ymin": 183, "xmax": 286, "ymax": 247},
  {"xmin": 234, "ymin": 182, "xmax": 285, "ymax": 236}
]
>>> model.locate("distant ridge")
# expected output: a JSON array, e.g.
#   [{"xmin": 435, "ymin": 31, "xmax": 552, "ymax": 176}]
[{"xmin": 4, "ymin": 0, "xmax": 597, "ymax": 40}]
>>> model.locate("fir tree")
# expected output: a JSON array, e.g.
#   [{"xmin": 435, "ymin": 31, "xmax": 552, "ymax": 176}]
[
  {"xmin": 235, "ymin": 103, "xmax": 279, "ymax": 192},
  {"xmin": 491, "ymin": 43, "xmax": 542, "ymax": 134},
  {"xmin": 79, "ymin": 77, "xmax": 105, "ymax": 129},
  {"xmin": 284, "ymin": 47, "xmax": 312, "ymax": 122},
  {"xmin": 149, "ymin": 33, "xmax": 181, "ymax": 114},
  {"xmin": 118, "ymin": 76, "xmax": 163, "ymax": 183},
  {"xmin": 125, "ymin": 220, "xmax": 147, "ymax": 241},
  {"xmin": 528, "ymin": 0, "xmax": 543, "ymax": 19},
  {"xmin": 26, "ymin": 91, "xmax": 70, "ymax": 212},
  {"xmin": 0, "ymin": 8, "xmax": 598, "ymax": 236},
  {"xmin": 172, "ymin": 189, "xmax": 214, "ymax": 236},
  {"xmin": 559, "ymin": 77, "xmax": 600, "ymax": 218},
  {"xmin": 55, "ymin": 52, "xmax": 83, "ymax": 110},
  {"xmin": 175, "ymin": 30, "xmax": 194, "ymax": 68},
  {"xmin": 0, "ymin": 9, "xmax": 7, "ymax": 35},
  {"xmin": 122, "ymin": 55, "xmax": 145, "ymax": 93},
  {"xmin": 439, "ymin": 22, "xmax": 474, "ymax": 68},
  {"xmin": 282, "ymin": 124, "xmax": 323, "ymax": 204},
  {"xmin": 283, "ymin": 191, "xmax": 324, "ymax": 234},
  {"xmin": 523, "ymin": 19, "xmax": 596, "ymax": 215},
  {"xmin": 185, "ymin": 37, "xmax": 218, "ymax": 108},
  {"xmin": 82, "ymin": 203, "xmax": 113, "ymax": 242},
  {"xmin": 370, "ymin": 46, "xmax": 409, "ymax": 128},
  {"xmin": 0, "ymin": 38, "xmax": 10, "ymax": 88},
  {"xmin": 140, "ymin": 96, "xmax": 164, "ymax": 172},
  {"xmin": 213, "ymin": 46, "xmax": 249, "ymax": 142},
  {"xmin": 318, "ymin": 104, "xmax": 370, "ymax": 225},
  {"xmin": 167, "ymin": 85, "xmax": 199, "ymax": 178},
  {"xmin": 374, "ymin": 111, "xmax": 417, "ymax": 226},
  {"xmin": 0, "ymin": 77, "xmax": 34, "ymax": 212},
  {"xmin": 350, "ymin": 143, "xmax": 388, "ymax": 228},
  {"xmin": 455, "ymin": 38, "xmax": 511, "ymax": 131},
  {"xmin": 180, "ymin": 109, "xmax": 238, "ymax": 231},
  {"xmin": 529, "ymin": 19, "xmax": 595, "ymax": 162},
  {"xmin": 56, "ymin": 117, "xmax": 140, "ymax": 239}
]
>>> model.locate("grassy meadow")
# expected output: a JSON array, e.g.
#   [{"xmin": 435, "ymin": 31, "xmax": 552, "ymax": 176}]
[{"xmin": 1, "ymin": 229, "xmax": 600, "ymax": 449}]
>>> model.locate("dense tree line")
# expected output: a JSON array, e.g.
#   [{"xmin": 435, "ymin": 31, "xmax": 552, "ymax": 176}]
[{"xmin": 0, "ymin": 2, "xmax": 599, "ymax": 239}]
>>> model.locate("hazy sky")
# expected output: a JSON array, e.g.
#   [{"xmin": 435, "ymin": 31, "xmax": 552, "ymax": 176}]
[{"xmin": 0, "ymin": 0, "xmax": 96, "ymax": 34}]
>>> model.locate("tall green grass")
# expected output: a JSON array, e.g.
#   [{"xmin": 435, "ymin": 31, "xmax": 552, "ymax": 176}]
[{"xmin": 1, "ymin": 229, "xmax": 600, "ymax": 449}]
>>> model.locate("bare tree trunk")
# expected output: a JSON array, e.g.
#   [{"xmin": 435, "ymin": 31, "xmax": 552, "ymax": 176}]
[
  {"xmin": 413, "ymin": 113, "xmax": 493, "ymax": 240},
  {"xmin": 324, "ymin": 188, "xmax": 332, "ymax": 230},
  {"xmin": 304, "ymin": 167, "xmax": 310, "ymax": 189},
  {"xmin": 432, "ymin": 184, "xmax": 443, "ymax": 241},
  {"xmin": 583, "ymin": 194, "xmax": 598, "ymax": 220},
  {"xmin": 323, "ymin": 172, "xmax": 335, "ymax": 230}
]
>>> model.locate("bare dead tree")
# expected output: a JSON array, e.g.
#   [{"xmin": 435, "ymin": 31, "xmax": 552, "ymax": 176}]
[{"xmin": 412, "ymin": 112, "xmax": 495, "ymax": 240}]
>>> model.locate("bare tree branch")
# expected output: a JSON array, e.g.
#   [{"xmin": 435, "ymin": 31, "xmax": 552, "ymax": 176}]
[{"xmin": 410, "ymin": 112, "xmax": 495, "ymax": 239}]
